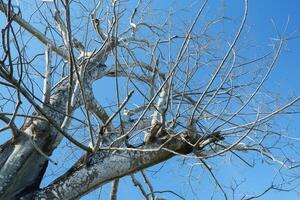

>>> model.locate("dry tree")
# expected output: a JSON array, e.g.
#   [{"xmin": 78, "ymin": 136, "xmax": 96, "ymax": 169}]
[{"xmin": 0, "ymin": 0, "xmax": 299, "ymax": 199}]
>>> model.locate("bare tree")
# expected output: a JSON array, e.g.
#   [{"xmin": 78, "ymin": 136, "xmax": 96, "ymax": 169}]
[{"xmin": 0, "ymin": 0, "xmax": 299, "ymax": 199}]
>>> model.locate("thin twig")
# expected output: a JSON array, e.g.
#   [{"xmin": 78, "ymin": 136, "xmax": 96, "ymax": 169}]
[
  {"xmin": 94, "ymin": 90, "xmax": 134, "ymax": 151},
  {"xmin": 109, "ymin": 179, "xmax": 119, "ymax": 200},
  {"xmin": 0, "ymin": 2, "xmax": 68, "ymax": 59},
  {"xmin": 141, "ymin": 170, "xmax": 155, "ymax": 200},
  {"xmin": 190, "ymin": 0, "xmax": 248, "ymax": 121},
  {"xmin": 131, "ymin": 174, "xmax": 149, "ymax": 200}
]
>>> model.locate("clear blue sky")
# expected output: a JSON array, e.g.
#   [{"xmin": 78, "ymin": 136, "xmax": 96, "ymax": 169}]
[
  {"xmin": 1, "ymin": 0, "xmax": 300, "ymax": 199},
  {"xmin": 88, "ymin": 1, "xmax": 300, "ymax": 199}
]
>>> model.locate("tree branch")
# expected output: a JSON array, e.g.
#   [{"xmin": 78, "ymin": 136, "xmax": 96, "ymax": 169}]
[
  {"xmin": 35, "ymin": 131, "xmax": 198, "ymax": 199},
  {"xmin": 0, "ymin": 1, "xmax": 68, "ymax": 59}
]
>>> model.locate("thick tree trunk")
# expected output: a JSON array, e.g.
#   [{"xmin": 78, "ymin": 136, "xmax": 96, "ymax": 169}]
[
  {"xmin": 0, "ymin": 136, "xmax": 49, "ymax": 199},
  {"xmin": 0, "ymin": 55, "xmax": 109, "ymax": 198},
  {"xmin": 0, "ymin": 57, "xmax": 195, "ymax": 199},
  {"xmin": 0, "ymin": 121, "xmax": 196, "ymax": 199},
  {"xmin": 34, "ymin": 137, "xmax": 193, "ymax": 199},
  {"xmin": 0, "ymin": 70, "xmax": 76, "ymax": 199}
]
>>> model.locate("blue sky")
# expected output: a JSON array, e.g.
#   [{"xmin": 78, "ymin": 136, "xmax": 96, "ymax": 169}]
[
  {"xmin": 88, "ymin": 1, "xmax": 300, "ymax": 199},
  {"xmin": 1, "ymin": 0, "xmax": 300, "ymax": 199}
]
